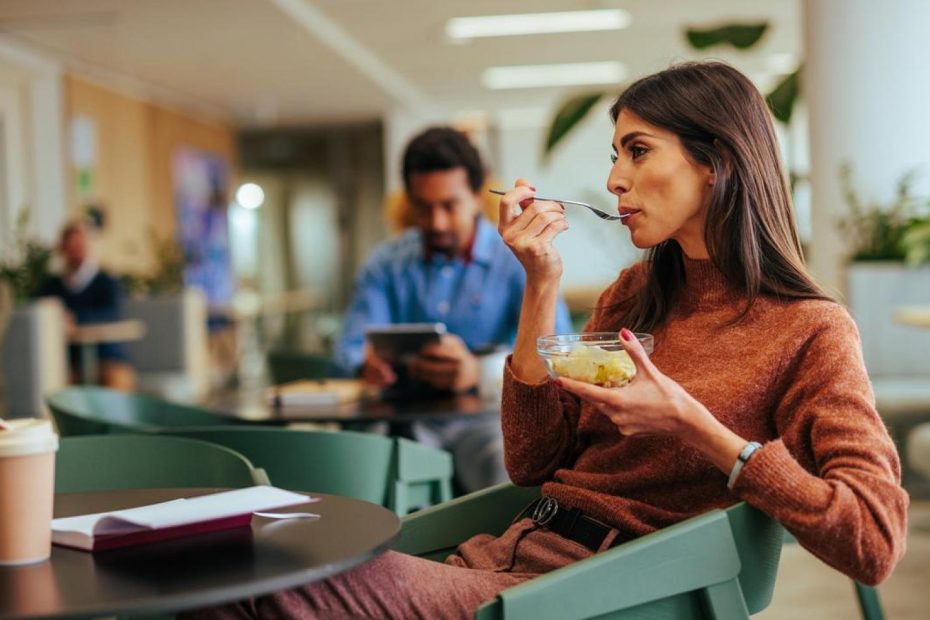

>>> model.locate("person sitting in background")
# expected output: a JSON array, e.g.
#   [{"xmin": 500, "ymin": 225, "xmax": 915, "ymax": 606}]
[
  {"xmin": 333, "ymin": 126, "xmax": 572, "ymax": 492},
  {"xmin": 36, "ymin": 221, "xmax": 136, "ymax": 390}
]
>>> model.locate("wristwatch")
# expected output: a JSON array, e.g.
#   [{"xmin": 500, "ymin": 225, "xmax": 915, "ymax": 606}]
[{"xmin": 727, "ymin": 441, "xmax": 763, "ymax": 489}]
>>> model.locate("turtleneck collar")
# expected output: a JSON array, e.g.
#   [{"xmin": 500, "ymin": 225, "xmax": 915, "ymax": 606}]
[{"xmin": 679, "ymin": 254, "xmax": 742, "ymax": 310}]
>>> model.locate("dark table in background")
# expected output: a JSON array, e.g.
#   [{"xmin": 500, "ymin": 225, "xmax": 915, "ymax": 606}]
[
  {"xmin": 0, "ymin": 488, "xmax": 400, "ymax": 619},
  {"xmin": 209, "ymin": 390, "xmax": 501, "ymax": 426}
]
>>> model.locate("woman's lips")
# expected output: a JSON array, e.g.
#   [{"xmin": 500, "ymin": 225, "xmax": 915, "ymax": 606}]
[{"xmin": 619, "ymin": 206, "xmax": 640, "ymax": 224}]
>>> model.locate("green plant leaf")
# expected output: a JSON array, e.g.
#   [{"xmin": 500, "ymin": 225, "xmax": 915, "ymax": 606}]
[
  {"xmin": 685, "ymin": 23, "xmax": 768, "ymax": 50},
  {"xmin": 543, "ymin": 91, "xmax": 606, "ymax": 159},
  {"xmin": 766, "ymin": 68, "xmax": 801, "ymax": 124}
]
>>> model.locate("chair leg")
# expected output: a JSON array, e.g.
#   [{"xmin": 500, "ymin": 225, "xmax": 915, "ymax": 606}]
[
  {"xmin": 853, "ymin": 581, "xmax": 885, "ymax": 620},
  {"xmin": 700, "ymin": 579, "xmax": 750, "ymax": 620}
]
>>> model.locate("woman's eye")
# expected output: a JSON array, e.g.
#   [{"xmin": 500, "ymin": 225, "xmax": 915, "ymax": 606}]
[
  {"xmin": 610, "ymin": 152, "xmax": 618, "ymax": 164},
  {"xmin": 630, "ymin": 145, "xmax": 648, "ymax": 160}
]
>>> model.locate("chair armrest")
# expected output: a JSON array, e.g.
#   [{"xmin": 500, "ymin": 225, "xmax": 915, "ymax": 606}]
[
  {"xmin": 251, "ymin": 467, "xmax": 272, "ymax": 486},
  {"xmin": 395, "ymin": 438, "xmax": 453, "ymax": 483},
  {"xmin": 485, "ymin": 508, "xmax": 743, "ymax": 620},
  {"xmin": 396, "ymin": 483, "xmax": 539, "ymax": 557}
]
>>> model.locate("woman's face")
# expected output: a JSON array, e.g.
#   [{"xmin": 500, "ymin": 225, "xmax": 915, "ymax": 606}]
[{"xmin": 607, "ymin": 109, "xmax": 714, "ymax": 258}]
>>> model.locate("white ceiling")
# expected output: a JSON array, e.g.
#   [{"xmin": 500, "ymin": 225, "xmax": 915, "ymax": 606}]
[{"xmin": 0, "ymin": 0, "xmax": 801, "ymax": 126}]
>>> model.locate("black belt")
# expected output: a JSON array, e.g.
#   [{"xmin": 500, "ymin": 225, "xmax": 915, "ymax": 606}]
[{"xmin": 518, "ymin": 497, "xmax": 626, "ymax": 553}]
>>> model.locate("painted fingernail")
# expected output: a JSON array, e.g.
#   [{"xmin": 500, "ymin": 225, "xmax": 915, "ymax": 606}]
[
  {"xmin": 554, "ymin": 378, "xmax": 563, "ymax": 387},
  {"xmin": 620, "ymin": 328, "xmax": 634, "ymax": 342},
  {"xmin": 529, "ymin": 185, "xmax": 537, "ymax": 191}
]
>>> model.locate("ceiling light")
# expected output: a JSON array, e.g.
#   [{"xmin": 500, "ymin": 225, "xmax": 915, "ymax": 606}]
[
  {"xmin": 482, "ymin": 61, "xmax": 627, "ymax": 90},
  {"xmin": 446, "ymin": 9, "xmax": 631, "ymax": 40},
  {"xmin": 236, "ymin": 183, "xmax": 265, "ymax": 210}
]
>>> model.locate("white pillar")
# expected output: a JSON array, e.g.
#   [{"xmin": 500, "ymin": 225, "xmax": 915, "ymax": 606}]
[{"xmin": 804, "ymin": 0, "xmax": 930, "ymax": 296}]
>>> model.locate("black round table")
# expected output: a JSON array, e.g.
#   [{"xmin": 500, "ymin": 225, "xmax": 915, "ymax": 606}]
[
  {"xmin": 0, "ymin": 488, "xmax": 400, "ymax": 619},
  {"xmin": 211, "ymin": 391, "xmax": 501, "ymax": 425}
]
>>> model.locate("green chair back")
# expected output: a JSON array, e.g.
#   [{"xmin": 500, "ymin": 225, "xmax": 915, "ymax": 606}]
[
  {"xmin": 398, "ymin": 484, "xmax": 783, "ymax": 619},
  {"xmin": 56, "ymin": 434, "xmax": 266, "ymax": 493},
  {"xmin": 163, "ymin": 427, "xmax": 453, "ymax": 515},
  {"xmin": 47, "ymin": 386, "xmax": 238, "ymax": 436}
]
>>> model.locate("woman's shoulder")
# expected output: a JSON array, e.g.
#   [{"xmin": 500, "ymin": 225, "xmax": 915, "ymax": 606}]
[{"xmin": 764, "ymin": 296, "xmax": 860, "ymax": 341}]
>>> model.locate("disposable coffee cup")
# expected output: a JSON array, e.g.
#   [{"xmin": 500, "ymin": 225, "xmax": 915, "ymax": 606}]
[{"xmin": 0, "ymin": 419, "xmax": 59, "ymax": 565}]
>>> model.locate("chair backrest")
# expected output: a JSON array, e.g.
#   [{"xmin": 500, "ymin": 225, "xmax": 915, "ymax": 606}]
[
  {"xmin": 723, "ymin": 501, "xmax": 784, "ymax": 614},
  {"xmin": 163, "ymin": 426, "xmax": 394, "ymax": 505},
  {"xmin": 56, "ymin": 434, "xmax": 263, "ymax": 493},
  {"xmin": 47, "ymin": 386, "xmax": 236, "ymax": 436},
  {"xmin": 164, "ymin": 427, "xmax": 454, "ymax": 514},
  {"xmin": 122, "ymin": 290, "xmax": 210, "ymax": 401}
]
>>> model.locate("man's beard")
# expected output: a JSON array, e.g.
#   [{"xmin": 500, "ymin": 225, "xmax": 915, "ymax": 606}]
[{"xmin": 425, "ymin": 232, "xmax": 457, "ymax": 257}]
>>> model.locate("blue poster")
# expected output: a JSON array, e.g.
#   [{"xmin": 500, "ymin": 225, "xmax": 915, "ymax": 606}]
[{"xmin": 172, "ymin": 147, "xmax": 234, "ymax": 308}]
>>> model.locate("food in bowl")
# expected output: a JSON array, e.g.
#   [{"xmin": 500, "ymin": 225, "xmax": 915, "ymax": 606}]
[{"xmin": 537, "ymin": 332, "xmax": 654, "ymax": 388}]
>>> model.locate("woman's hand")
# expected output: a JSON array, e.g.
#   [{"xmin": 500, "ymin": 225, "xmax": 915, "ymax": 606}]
[
  {"xmin": 497, "ymin": 178, "xmax": 568, "ymax": 284},
  {"xmin": 557, "ymin": 328, "xmax": 747, "ymax": 473}
]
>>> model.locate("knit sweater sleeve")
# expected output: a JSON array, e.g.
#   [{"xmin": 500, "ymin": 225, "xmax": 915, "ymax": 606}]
[
  {"xmin": 500, "ymin": 265, "xmax": 641, "ymax": 486},
  {"xmin": 732, "ymin": 303, "xmax": 908, "ymax": 585}
]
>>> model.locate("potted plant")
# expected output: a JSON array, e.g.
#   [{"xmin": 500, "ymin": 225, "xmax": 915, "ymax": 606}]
[
  {"xmin": 0, "ymin": 211, "xmax": 52, "ymax": 303},
  {"xmin": 840, "ymin": 164, "xmax": 930, "ymax": 378}
]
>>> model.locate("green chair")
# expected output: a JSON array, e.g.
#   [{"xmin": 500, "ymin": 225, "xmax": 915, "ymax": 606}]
[
  {"xmin": 397, "ymin": 484, "xmax": 783, "ymax": 619},
  {"xmin": 56, "ymin": 435, "xmax": 269, "ymax": 493},
  {"xmin": 162, "ymin": 426, "xmax": 453, "ymax": 515},
  {"xmin": 47, "ymin": 386, "xmax": 240, "ymax": 436}
]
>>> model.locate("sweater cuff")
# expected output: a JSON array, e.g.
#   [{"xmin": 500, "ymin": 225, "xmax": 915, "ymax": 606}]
[
  {"xmin": 502, "ymin": 356, "xmax": 561, "ymax": 417},
  {"xmin": 732, "ymin": 439, "xmax": 830, "ymax": 511}
]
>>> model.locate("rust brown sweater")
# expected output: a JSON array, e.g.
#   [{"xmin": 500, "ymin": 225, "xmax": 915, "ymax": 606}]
[{"xmin": 502, "ymin": 256, "xmax": 908, "ymax": 585}]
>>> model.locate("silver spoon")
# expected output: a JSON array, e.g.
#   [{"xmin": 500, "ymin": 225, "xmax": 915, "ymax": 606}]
[{"xmin": 489, "ymin": 189, "xmax": 628, "ymax": 221}]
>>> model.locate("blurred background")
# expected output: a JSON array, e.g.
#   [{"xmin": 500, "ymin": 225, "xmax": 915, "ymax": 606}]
[{"xmin": 0, "ymin": 1, "xmax": 929, "ymax": 616}]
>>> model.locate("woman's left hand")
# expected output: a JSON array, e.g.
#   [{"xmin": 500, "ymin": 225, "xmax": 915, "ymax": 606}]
[{"xmin": 557, "ymin": 328, "xmax": 714, "ymax": 442}]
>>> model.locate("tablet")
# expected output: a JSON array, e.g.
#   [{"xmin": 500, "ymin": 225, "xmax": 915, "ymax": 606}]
[{"xmin": 365, "ymin": 323, "xmax": 447, "ymax": 365}]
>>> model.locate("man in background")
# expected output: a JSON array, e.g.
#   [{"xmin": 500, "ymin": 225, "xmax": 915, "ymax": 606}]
[
  {"xmin": 37, "ymin": 221, "xmax": 136, "ymax": 390},
  {"xmin": 334, "ymin": 126, "xmax": 572, "ymax": 492}
]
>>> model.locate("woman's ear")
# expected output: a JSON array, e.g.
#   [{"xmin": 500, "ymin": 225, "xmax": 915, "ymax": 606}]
[{"xmin": 711, "ymin": 138, "xmax": 733, "ymax": 185}]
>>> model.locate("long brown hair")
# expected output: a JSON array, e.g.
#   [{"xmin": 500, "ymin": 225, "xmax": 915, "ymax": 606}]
[{"xmin": 608, "ymin": 61, "xmax": 829, "ymax": 331}]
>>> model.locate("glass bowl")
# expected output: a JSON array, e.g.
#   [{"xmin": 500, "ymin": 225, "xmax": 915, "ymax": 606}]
[{"xmin": 536, "ymin": 332, "xmax": 654, "ymax": 387}]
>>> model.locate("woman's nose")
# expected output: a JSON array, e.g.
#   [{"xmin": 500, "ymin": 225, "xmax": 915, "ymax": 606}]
[{"xmin": 607, "ymin": 166, "xmax": 630, "ymax": 196}]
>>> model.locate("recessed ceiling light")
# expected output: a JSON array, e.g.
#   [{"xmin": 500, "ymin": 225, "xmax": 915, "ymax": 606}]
[
  {"xmin": 482, "ymin": 61, "xmax": 627, "ymax": 90},
  {"xmin": 236, "ymin": 183, "xmax": 265, "ymax": 210},
  {"xmin": 446, "ymin": 9, "xmax": 631, "ymax": 40}
]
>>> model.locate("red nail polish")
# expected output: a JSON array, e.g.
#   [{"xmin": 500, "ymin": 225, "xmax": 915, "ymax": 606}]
[
  {"xmin": 620, "ymin": 328, "xmax": 633, "ymax": 342},
  {"xmin": 554, "ymin": 378, "xmax": 563, "ymax": 387},
  {"xmin": 529, "ymin": 186, "xmax": 537, "ymax": 191}
]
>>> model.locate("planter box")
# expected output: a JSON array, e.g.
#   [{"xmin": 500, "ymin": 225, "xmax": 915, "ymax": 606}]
[
  {"xmin": 0, "ymin": 298, "xmax": 67, "ymax": 417},
  {"xmin": 846, "ymin": 262, "xmax": 930, "ymax": 377}
]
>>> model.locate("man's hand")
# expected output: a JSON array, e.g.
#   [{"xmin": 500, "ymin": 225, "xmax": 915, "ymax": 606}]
[
  {"xmin": 359, "ymin": 344, "xmax": 397, "ymax": 388},
  {"xmin": 408, "ymin": 334, "xmax": 479, "ymax": 393}
]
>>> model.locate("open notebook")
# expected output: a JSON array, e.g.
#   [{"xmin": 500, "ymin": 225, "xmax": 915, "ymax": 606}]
[{"xmin": 52, "ymin": 486, "xmax": 313, "ymax": 552}]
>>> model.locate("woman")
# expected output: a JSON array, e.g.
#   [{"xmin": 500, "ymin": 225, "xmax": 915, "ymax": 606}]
[{"xmin": 188, "ymin": 61, "xmax": 907, "ymax": 620}]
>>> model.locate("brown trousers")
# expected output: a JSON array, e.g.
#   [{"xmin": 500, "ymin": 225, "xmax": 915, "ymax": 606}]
[{"xmin": 183, "ymin": 517, "xmax": 623, "ymax": 620}]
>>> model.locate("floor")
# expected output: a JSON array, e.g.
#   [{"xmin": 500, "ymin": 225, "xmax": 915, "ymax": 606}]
[{"xmin": 758, "ymin": 501, "xmax": 930, "ymax": 619}]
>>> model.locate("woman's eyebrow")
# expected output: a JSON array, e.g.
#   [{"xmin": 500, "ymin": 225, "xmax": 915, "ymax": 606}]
[{"xmin": 619, "ymin": 131, "xmax": 657, "ymax": 147}]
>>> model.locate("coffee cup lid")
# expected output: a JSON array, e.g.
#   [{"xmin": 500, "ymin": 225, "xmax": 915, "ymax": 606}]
[{"xmin": 0, "ymin": 419, "xmax": 59, "ymax": 458}]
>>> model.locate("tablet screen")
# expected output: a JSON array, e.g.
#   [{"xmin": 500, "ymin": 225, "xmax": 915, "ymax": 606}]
[{"xmin": 365, "ymin": 323, "xmax": 447, "ymax": 365}]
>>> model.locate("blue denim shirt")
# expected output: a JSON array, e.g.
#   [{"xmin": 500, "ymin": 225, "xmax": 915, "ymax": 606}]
[{"xmin": 334, "ymin": 217, "xmax": 573, "ymax": 374}]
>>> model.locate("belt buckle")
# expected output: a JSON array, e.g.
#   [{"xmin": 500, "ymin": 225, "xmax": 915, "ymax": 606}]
[{"xmin": 531, "ymin": 497, "xmax": 558, "ymax": 526}]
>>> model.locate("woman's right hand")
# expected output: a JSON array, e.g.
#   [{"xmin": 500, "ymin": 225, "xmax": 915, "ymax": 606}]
[{"xmin": 498, "ymin": 179, "xmax": 568, "ymax": 284}]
